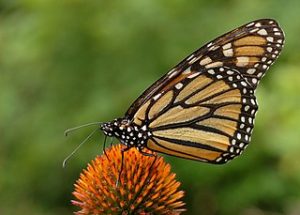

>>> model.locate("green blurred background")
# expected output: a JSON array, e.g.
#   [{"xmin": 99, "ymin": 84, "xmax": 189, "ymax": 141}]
[{"xmin": 1, "ymin": 0, "xmax": 300, "ymax": 214}]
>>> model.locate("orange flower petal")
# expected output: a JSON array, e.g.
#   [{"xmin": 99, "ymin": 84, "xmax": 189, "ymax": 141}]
[{"xmin": 72, "ymin": 144, "xmax": 185, "ymax": 214}]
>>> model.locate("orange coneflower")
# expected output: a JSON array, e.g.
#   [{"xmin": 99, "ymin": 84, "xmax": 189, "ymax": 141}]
[{"xmin": 72, "ymin": 144, "xmax": 185, "ymax": 215}]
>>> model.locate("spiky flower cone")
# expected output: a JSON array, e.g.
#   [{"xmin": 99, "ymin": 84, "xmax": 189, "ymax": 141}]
[{"xmin": 72, "ymin": 144, "xmax": 185, "ymax": 214}]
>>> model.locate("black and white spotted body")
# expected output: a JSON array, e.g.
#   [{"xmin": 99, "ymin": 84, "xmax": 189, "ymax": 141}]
[{"xmin": 101, "ymin": 119, "xmax": 151, "ymax": 150}]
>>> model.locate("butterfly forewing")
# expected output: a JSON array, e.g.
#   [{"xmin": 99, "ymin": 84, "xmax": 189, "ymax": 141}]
[
  {"xmin": 124, "ymin": 19, "xmax": 284, "ymax": 164},
  {"xmin": 195, "ymin": 19, "xmax": 285, "ymax": 88},
  {"xmin": 126, "ymin": 19, "xmax": 284, "ymax": 118}
]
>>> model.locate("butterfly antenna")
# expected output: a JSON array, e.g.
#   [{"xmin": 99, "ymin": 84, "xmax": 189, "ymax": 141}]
[
  {"xmin": 64, "ymin": 122, "xmax": 102, "ymax": 136},
  {"xmin": 63, "ymin": 128, "xmax": 98, "ymax": 168}
]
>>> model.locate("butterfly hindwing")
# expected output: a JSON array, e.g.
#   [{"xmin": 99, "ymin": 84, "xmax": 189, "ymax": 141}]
[{"xmin": 139, "ymin": 66, "xmax": 257, "ymax": 163}]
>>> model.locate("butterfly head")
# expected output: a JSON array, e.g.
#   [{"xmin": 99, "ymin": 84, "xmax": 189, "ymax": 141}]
[
  {"xmin": 101, "ymin": 118, "xmax": 151, "ymax": 149},
  {"xmin": 100, "ymin": 118, "xmax": 125, "ymax": 136}
]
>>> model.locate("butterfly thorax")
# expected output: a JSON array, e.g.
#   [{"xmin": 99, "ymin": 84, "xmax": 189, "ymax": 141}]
[{"xmin": 101, "ymin": 118, "xmax": 151, "ymax": 149}]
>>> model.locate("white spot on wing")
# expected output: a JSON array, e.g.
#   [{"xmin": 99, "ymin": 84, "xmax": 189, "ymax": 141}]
[
  {"xmin": 207, "ymin": 69, "xmax": 215, "ymax": 75},
  {"xmin": 257, "ymin": 29, "xmax": 268, "ymax": 36},
  {"xmin": 141, "ymin": 125, "xmax": 147, "ymax": 131},
  {"xmin": 153, "ymin": 93, "xmax": 162, "ymax": 100},
  {"xmin": 182, "ymin": 67, "xmax": 192, "ymax": 74},
  {"xmin": 267, "ymin": 37, "xmax": 274, "ymax": 42},
  {"xmin": 236, "ymin": 57, "xmax": 249, "ymax": 67},
  {"xmin": 207, "ymin": 42, "xmax": 213, "ymax": 47},
  {"xmin": 246, "ymin": 68, "xmax": 256, "ymax": 74},
  {"xmin": 241, "ymin": 81, "xmax": 247, "ymax": 86},
  {"xmin": 209, "ymin": 45, "xmax": 220, "ymax": 51},
  {"xmin": 223, "ymin": 49, "xmax": 233, "ymax": 57},
  {"xmin": 257, "ymin": 72, "xmax": 263, "ymax": 77},
  {"xmin": 189, "ymin": 56, "xmax": 201, "ymax": 64},
  {"xmin": 262, "ymin": 65, "xmax": 268, "ymax": 69},
  {"xmin": 186, "ymin": 54, "xmax": 194, "ymax": 61},
  {"xmin": 187, "ymin": 72, "xmax": 200, "ymax": 79},
  {"xmin": 255, "ymin": 22, "xmax": 261, "ymax": 27},
  {"xmin": 168, "ymin": 71, "xmax": 178, "ymax": 79},
  {"xmin": 267, "ymin": 47, "xmax": 273, "ymax": 52},
  {"xmin": 175, "ymin": 82, "xmax": 183, "ymax": 89},
  {"xmin": 222, "ymin": 43, "xmax": 232, "ymax": 49},
  {"xmin": 250, "ymin": 28, "xmax": 259, "ymax": 33},
  {"xmin": 205, "ymin": 61, "xmax": 223, "ymax": 68},
  {"xmin": 246, "ymin": 22, "xmax": 255, "ymax": 27},
  {"xmin": 199, "ymin": 57, "xmax": 212, "ymax": 66}
]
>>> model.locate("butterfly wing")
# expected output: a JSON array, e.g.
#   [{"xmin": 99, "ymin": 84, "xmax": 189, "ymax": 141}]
[
  {"xmin": 195, "ymin": 19, "xmax": 285, "ymax": 88},
  {"xmin": 126, "ymin": 19, "xmax": 284, "ymax": 163},
  {"xmin": 146, "ymin": 67, "xmax": 257, "ymax": 163},
  {"xmin": 126, "ymin": 19, "xmax": 284, "ymax": 118}
]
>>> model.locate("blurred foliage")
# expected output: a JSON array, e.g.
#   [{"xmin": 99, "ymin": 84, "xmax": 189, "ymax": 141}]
[{"xmin": 0, "ymin": 0, "xmax": 300, "ymax": 214}]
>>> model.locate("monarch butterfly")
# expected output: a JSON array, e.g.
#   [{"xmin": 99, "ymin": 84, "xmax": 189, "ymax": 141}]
[{"xmin": 66, "ymin": 19, "xmax": 284, "ymax": 165}]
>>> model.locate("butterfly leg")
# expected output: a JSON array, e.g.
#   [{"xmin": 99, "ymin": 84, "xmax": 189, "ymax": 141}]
[
  {"xmin": 109, "ymin": 137, "xmax": 114, "ymax": 147},
  {"xmin": 141, "ymin": 149, "xmax": 158, "ymax": 184},
  {"xmin": 139, "ymin": 148, "xmax": 158, "ymax": 174},
  {"xmin": 138, "ymin": 148, "xmax": 155, "ymax": 157},
  {"xmin": 102, "ymin": 135, "xmax": 110, "ymax": 161},
  {"xmin": 116, "ymin": 146, "xmax": 131, "ymax": 187}
]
